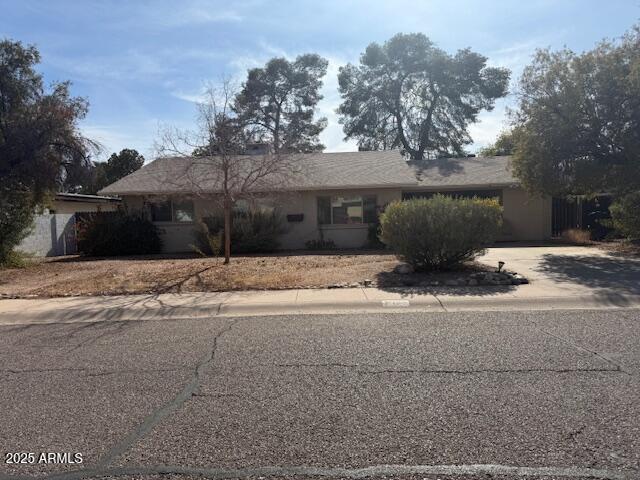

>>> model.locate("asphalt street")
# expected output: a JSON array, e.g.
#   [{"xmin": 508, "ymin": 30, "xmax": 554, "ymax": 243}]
[{"xmin": 1, "ymin": 309, "xmax": 639, "ymax": 480}]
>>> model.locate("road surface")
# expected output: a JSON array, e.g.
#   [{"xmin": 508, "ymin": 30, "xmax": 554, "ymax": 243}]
[{"xmin": 1, "ymin": 309, "xmax": 639, "ymax": 480}]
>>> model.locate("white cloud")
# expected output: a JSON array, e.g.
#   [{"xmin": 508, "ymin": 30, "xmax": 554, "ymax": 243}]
[
  {"xmin": 120, "ymin": 1, "xmax": 246, "ymax": 29},
  {"xmin": 48, "ymin": 50, "xmax": 170, "ymax": 82},
  {"xmin": 153, "ymin": 7, "xmax": 243, "ymax": 27},
  {"xmin": 170, "ymin": 88, "xmax": 208, "ymax": 104}
]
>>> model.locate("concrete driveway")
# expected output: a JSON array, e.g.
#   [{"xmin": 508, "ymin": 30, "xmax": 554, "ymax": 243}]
[{"xmin": 480, "ymin": 245, "xmax": 640, "ymax": 300}]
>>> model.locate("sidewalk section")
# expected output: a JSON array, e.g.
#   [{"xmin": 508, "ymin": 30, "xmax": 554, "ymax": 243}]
[{"xmin": 1, "ymin": 286, "xmax": 640, "ymax": 325}]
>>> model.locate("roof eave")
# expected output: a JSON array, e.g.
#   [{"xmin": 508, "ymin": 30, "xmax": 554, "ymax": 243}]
[
  {"xmin": 409, "ymin": 182, "xmax": 520, "ymax": 191},
  {"xmin": 99, "ymin": 182, "xmax": 421, "ymax": 196}
]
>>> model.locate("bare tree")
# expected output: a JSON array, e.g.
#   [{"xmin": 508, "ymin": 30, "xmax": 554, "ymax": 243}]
[{"xmin": 154, "ymin": 80, "xmax": 303, "ymax": 264}]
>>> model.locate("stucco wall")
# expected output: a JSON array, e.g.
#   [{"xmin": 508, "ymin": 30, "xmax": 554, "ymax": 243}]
[
  {"xmin": 18, "ymin": 213, "xmax": 77, "ymax": 257},
  {"xmin": 278, "ymin": 189, "xmax": 402, "ymax": 250},
  {"xmin": 120, "ymin": 186, "xmax": 551, "ymax": 253},
  {"xmin": 122, "ymin": 190, "xmax": 402, "ymax": 252},
  {"xmin": 501, "ymin": 187, "xmax": 552, "ymax": 241},
  {"xmin": 121, "ymin": 195, "xmax": 214, "ymax": 253}
]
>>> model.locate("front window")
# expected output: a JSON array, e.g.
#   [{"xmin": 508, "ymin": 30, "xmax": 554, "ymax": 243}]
[
  {"xmin": 150, "ymin": 199, "xmax": 194, "ymax": 223},
  {"xmin": 318, "ymin": 195, "xmax": 376, "ymax": 225},
  {"xmin": 173, "ymin": 199, "xmax": 195, "ymax": 222}
]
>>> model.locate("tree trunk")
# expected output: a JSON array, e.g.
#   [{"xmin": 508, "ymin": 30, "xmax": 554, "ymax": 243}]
[{"xmin": 223, "ymin": 195, "xmax": 231, "ymax": 265}]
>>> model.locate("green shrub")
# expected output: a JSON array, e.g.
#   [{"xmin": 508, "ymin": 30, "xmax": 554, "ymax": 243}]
[
  {"xmin": 610, "ymin": 192, "xmax": 640, "ymax": 240},
  {"xmin": 0, "ymin": 185, "xmax": 34, "ymax": 265},
  {"xmin": 0, "ymin": 250, "xmax": 34, "ymax": 269},
  {"xmin": 305, "ymin": 238, "xmax": 337, "ymax": 250},
  {"xmin": 305, "ymin": 228, "xmax": 337, "ymax": 251},
  {"xmin": 198, "ymin": 210, "xmax": 285, "ymax": 254},
  {"xmin": 77, "ymin": 211, "xmax": 162, "ymax": 256},
  {"xmin": 379, "ymin": 195, "xmax": 503, "ymax": 271},
  {"xmin": 193, "ymin": 220, "xmax": 223, "ymax": 257},
  {"xmin": 365, "ymin": 222, "xmax": 385, "ymax": 249}
]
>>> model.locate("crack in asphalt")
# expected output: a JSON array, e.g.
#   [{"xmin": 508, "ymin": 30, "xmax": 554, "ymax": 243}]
[
  {"xmin": 1, "ymin": 462, "xmax": 636, "ymax": 480},
  {"xmin": 0, "ymin": 367, "xmax": 187, "ymax": 376},
  {"xmin": 358, "ymin": 367, "xmax": 622, "ymax": 375},
  {"xmin": 531, "ymin": 323, "xmax": 633, "ymax": 376},
  {"xmin": 273, "ymin": 363, "xmax": 622, "ymax": 375},
  {"xmin": 92, "ymin": 317, "xmax": 240, "ymax": 468},
  {"xmin": 1, "ymin": 367, "xmax": 88, "ymax": 374}
]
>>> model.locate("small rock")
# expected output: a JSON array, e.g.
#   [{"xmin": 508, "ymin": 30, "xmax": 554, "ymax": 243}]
[
  {"xmin": 430, "ymin": 281, "xmax": 441, "ymax": 286},
  {"xmin": 393, "ymin": 263, "xmax": 414, "ymax": 274},
  {"xmin": 348, "ymin": 282, "xmax": 360, "ymax": 288},
  {"xmin": 514, "ymin": 275, "xmax": 529, "ymax": 284},
  {"xmin": 467, "ymin": 278, "xmax": 478, "ymax": 286}
]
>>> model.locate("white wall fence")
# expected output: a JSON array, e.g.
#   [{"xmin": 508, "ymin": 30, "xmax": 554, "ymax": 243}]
[{"xmin": 18, "ymin": 213, "xmax": 78, "ymax": 257}]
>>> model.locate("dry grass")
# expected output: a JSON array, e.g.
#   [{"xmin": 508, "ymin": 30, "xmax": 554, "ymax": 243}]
[
  {"xmin": 559, "ymin": 228, "xmax": 593, "ymax": 245},
  {"xmin": 0, "ymin": 252, "xmax": 493, "ymax": 298},
  {"xmin": 0, "ymin": 252, "xmax": 392, "ymax": 297}
]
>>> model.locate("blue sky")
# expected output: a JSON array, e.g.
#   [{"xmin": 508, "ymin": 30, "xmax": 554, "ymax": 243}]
[{"xmin": 1, "ymin": 0, "xmax": 639, "ymax": 161}]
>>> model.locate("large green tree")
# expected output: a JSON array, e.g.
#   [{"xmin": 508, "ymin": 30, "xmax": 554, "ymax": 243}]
[
  {"xmin": 511, "ymin": 26, "xmax": 640, "ymax": 197},
  {"xmin": 233, "ymin": 54, "xmax": 328, "ymax": 153},
  {"xmin": 0, "ymin": 39, "xmax": 96, "ymax": 263},
  {"xmin": 337, "ymin": 33, "xmax": 510, "ymax": 160},
  {"xmin": 87, "ymin": 148, "xmax": 145, "ymax": 193}
]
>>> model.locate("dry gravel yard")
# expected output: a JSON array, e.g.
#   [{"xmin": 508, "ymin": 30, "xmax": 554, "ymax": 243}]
[{"xmin": 0, "ymin": 252, "xmax": 492, "ymax": 298}]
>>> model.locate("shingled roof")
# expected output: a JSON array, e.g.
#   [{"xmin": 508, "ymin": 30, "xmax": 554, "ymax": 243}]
[
  {"xmin": 409, "ymin": 155, "xmax": 517, "ymax": 189},
  {"xmin": 99, "ymin": 151, "xmax": 517, "ymax": 195}
]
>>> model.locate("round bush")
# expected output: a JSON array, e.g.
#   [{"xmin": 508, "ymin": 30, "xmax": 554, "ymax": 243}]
[
  {"xmin": 609, "ymin": 192, "xmax": 640, "ymax": 240},
  {"xmin": 379, "ymin": 195, "xmax": 503, "ymax": 271}
]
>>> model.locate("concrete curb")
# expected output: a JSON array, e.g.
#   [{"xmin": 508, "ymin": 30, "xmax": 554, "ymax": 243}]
[{"xmin": 1, "ymin": 293, "xmax": 640, "ymax": 325}]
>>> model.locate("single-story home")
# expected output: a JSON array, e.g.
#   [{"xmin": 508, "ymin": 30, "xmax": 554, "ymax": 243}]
[{"xmin": 99, "ymin": 150, "xmax": 552, "ymax": 252}]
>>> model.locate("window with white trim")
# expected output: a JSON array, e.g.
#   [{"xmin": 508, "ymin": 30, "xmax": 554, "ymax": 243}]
[
  {"xmin": 317, "ymin": 195, "xmax": 377, "ymax": 225},
  {"xmin": 150, "ymin": 199, "xmax": 195, "ymax": 223}
]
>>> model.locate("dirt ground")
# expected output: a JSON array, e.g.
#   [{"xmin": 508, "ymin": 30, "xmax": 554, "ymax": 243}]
[
  {"xmin": 0, "ymin": 251, "xmax": 490, "ymax": 298},
  {"xmin": 598, "ymin": 239, "xmax": 640, "ymax": 257}
]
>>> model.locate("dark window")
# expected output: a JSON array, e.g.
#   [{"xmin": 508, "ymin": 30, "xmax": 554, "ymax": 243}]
[
  {"xmin": 317, "ymin": 197, "xmax": 331, "ymax": 225},
  {"xmin": 363, "ymin": 195, "xmax": 377, "ymax": 223},
  {"xmin": 150, "ymin": 200, "xmax": 172, "ymax": 222},
  {"xmin": 150, "ymin": 199, "xmax": 194, "ymax": 223}
]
